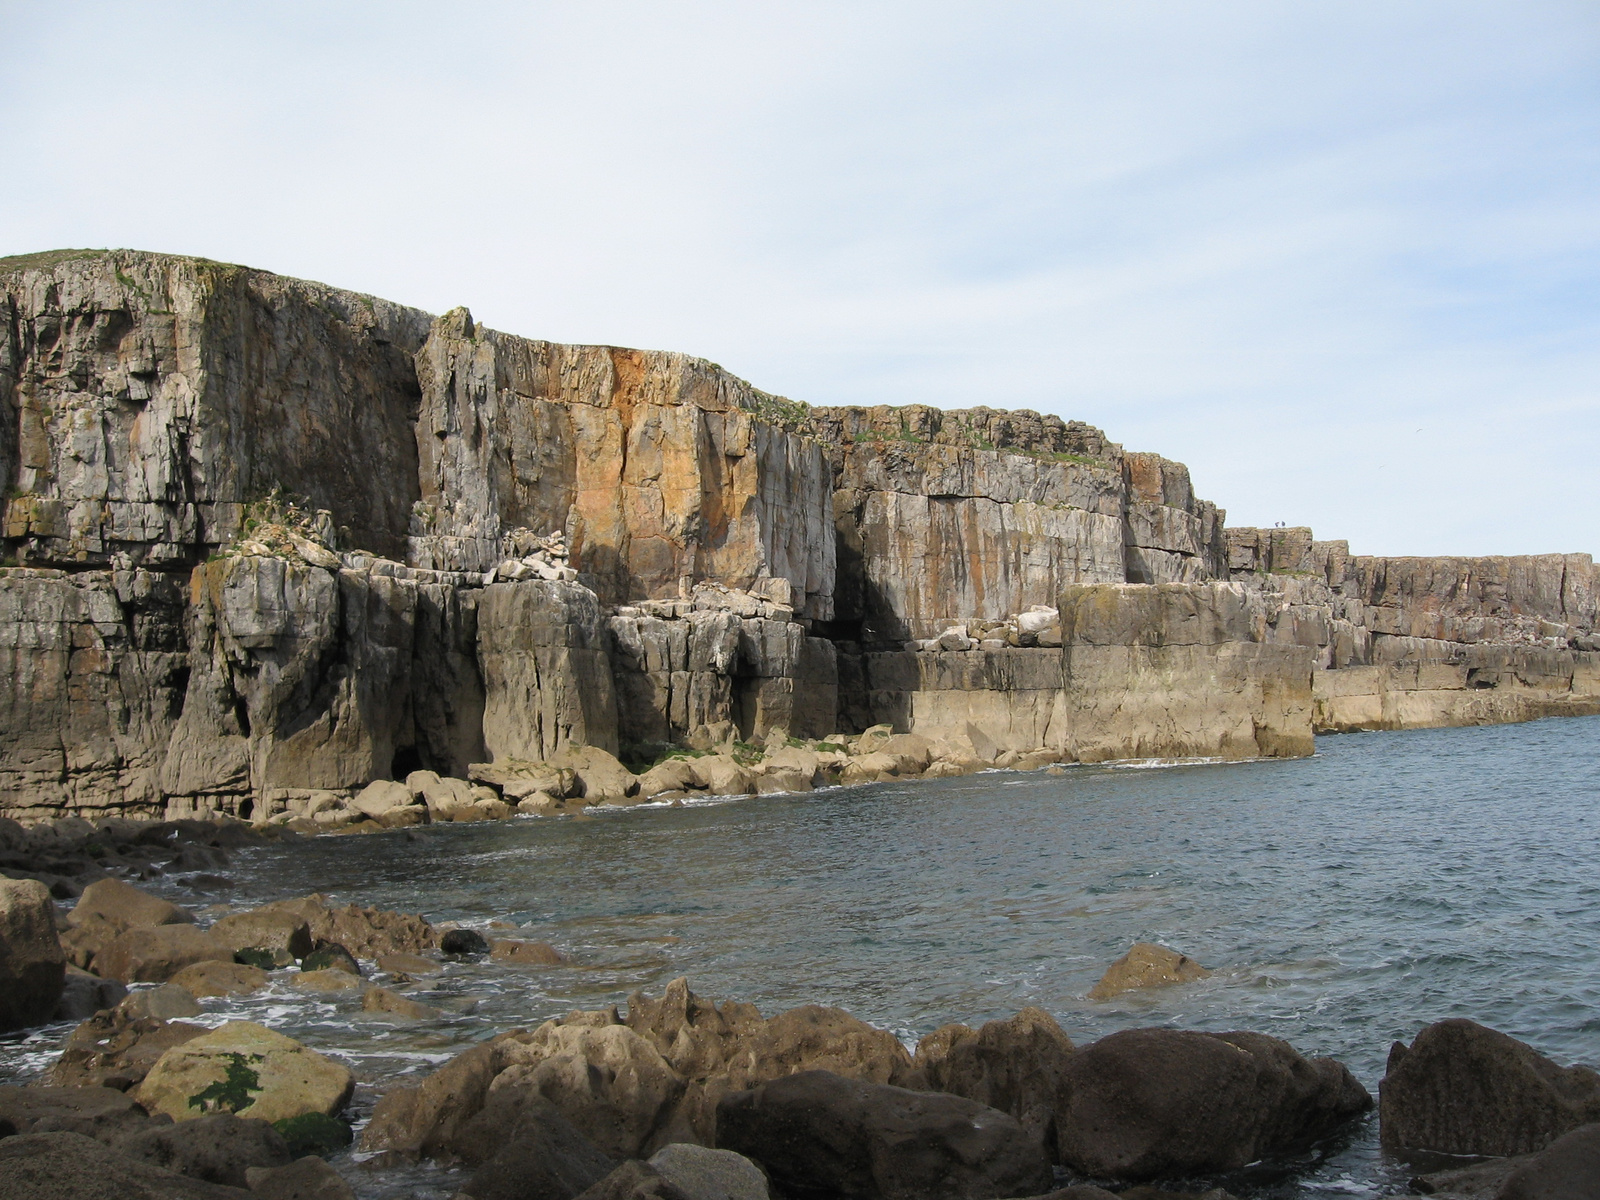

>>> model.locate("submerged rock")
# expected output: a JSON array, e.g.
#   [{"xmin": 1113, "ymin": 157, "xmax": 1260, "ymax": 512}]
[{"xmin": 1086, "ymin": 942, "xmax": 1212, "ymax": 1001}]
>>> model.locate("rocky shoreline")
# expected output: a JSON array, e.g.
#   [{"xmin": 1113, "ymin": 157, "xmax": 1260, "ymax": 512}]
[{"xmin": 4, "ymin": 868, "xmax": 1599, "ymax": 1200}]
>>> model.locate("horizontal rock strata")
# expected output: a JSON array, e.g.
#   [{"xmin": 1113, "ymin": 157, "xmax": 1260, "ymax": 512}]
[{"xmin": 2, "ymin": 249, "xmax": 1596, "ymax": 820}]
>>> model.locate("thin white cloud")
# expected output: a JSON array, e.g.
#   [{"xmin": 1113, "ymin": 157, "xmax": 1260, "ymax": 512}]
[{"xmin": 1, "ymin": 0, "xmax": 1595, "ymax": 556}]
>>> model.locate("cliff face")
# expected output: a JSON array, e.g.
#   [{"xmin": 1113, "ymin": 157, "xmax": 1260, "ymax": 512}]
[{"xmin": 1, "ymin": 250, "xmax": 1594, "ymax": 820}]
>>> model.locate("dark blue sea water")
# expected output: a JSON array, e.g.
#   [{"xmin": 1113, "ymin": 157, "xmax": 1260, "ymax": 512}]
[{"xmin": 7, "ymin": 715, "xmax": 1598, "ymax": 1197}]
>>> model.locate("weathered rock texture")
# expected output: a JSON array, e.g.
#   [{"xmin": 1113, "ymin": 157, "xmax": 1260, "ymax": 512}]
[{"xmin": 2, "ymin": 249, "xmax": 1595, "ymax": 819}]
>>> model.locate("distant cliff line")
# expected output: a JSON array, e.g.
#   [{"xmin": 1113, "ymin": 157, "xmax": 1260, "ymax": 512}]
[{"xmin": 2, "ymin": 249, "xmax": 1595, "ymax": 821}]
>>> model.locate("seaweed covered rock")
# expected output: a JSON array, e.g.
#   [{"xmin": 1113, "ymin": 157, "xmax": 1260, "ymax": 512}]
[{"xmin": 135, "ymin": 1021, "xmax": 354, "ymax": 1124}]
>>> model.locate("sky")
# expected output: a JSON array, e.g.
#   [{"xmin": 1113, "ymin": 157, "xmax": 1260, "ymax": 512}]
[{"xmin": 2, "ymin": 2, "xmax": 1596, "ymax": 557}]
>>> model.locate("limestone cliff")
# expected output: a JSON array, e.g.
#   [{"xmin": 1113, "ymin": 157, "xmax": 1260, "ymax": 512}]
[{"xmin": 1, "ymin": 249, "xmax": 1594, "ymax": 821}]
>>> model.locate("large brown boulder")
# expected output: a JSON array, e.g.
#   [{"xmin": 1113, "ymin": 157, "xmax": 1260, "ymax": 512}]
[
  {"xmin": 724, "ymin": 1004, "xmax": 923, "ymax": 1091},
  {"xmin": 1055, "ymin": 1028, "xmax": 1371, "ymax": 1179},
  {"xmin": 92, "ymin": 925, "xmax": 234, "ymax": 984},
  {"xmin": 489, "ymin": 1023, "xmax": 686, "ymax": 1159},
  {"xmin": 1380, "ymin": 1019, "xmax": 1600, "ymax": 1157},
  {"xmin": 359, "ymin": 1033, "xmax": 528, "ymax": 1156},
  {"xmin": 208, "ymin": 909, "xmax": 313, "ymax": 964},
  {"xmin": 915, "ymin": 1007, "xmax": 1074, "ymax": 1156},
  {"xmin": 0, "ymin": 878, "xmax": 66, "ymax": 1031},
  {"xmin": 70, "ymin": 878, "xmax": 195, "ymax": 932},
  {"xmin": 715, "ymin": 1069, "xmax": 1053, "ymax": 1200},
  {"xmin": 253, "ymin": 894, "xmax": 436, "ymax": 957},
  {"xmin": 0, "ymin": 1130, "xmax": 250, "ymax": 1200},
  {"xmin": 45, "ymin": 1009, "xmax": 207, "ymax": 1090},
  {"xmin": 114, "ymin": 1112, "xmax": 293, "ymax": 1188}
]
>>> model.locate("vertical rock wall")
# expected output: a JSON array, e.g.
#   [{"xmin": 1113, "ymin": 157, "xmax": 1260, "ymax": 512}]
[{"xmin": 410, "ymin": 309, "xmax": 836, "ymax": 619}]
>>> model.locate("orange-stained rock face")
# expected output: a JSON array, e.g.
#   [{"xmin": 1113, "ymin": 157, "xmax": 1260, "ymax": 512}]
[{"xmin": 411, "ymin": 312, "xmax": 836, "ymax": 619}]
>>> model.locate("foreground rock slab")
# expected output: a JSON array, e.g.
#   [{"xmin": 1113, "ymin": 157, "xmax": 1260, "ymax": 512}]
[
  {"xmin": 136, "ymin": 1020, "xmax": 354, "ymax": 1124},
  {"xmin": 1055, "ymin": 1028, "xmax": 1371, "ymax": 1179},
  {"xmin": 715, "ymin": 1068, "xmax": 1053, "ymax": 1200},
  {"xmin": 1380, "ymin": 1018, "xmax": 1600, "ymax": 1157},
  {"xmin": 0, "ymin": 1130, "xmax": 249, "ymax": 1200}
]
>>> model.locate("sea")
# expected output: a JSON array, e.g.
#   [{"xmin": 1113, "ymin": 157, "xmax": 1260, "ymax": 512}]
[{"xmin": 4, "ymin": 714, "xmax": 1598, "ymax": 1197}]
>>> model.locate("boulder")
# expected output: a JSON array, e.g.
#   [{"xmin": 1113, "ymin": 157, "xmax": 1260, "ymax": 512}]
[
  {"xmin": 840, "ymin": 752, "xmax": 901, "ymax": 784},
  {"xmin": 1087, "ymin": 943, "xmax": 1211, "ymax": 1001},
  {"xmin": 291, "ymin": 969, "xmax": 363, "ymax": 993},
  {"xmin": 349, "ymin": 779, "xmax": 412, "ymax": 818},
  {"xmin": 875, "ymin": 734, "xmax": 933, "ymax": 772},
  {"xmin": 1379, "ymin": 1019, "xmax": 1600, "ymax": 1156},
  {"xmin": 1055, "ymin": 1028, "xmax": 1372, "ymax": 1179},
  {"xmin": 168, "ymin": 960, "xmax": 270, "ymax": 998},
  {"xmin": 136, "ymin": 1020, "xmax": 354, "ymax": 1124},
  {"xmin": 453, "ymin": 1091, "xmax": 618, "ymax": 1200},
  {"xmin": 442, "ymin": 928, "xmax": 491, "ymax": 955},
  {"xmin": 53, "ymin": 964, "xmax": 128, "ymax": 1021},
  {"xmin": 209, "ymin": 910, "xmax": 313, "ymax": 963},
  {"xmin": 0, "ymin": 1084, "xmax": 153, "ymax": 1141},
  {"xmin": 250, "ymin": 895, "xmax": 436, "ymax": 957},
  {"xmin": 117, "ymin": 982, "xmax": 202, "ymax": 1021},
  {"xmin": 637, "ymin": 759, "xmax": 702, "ymax": 799},
  {"xmin": 688, "ymin": 756, "xmax": 753, "ymax": 797},
  {"xmin": 45, "ymin": 1009, "xmax": 207, "ymax": 1089},
  {"xmin": 491, "ymin": 938, "xmax": 566, "ymax": 965},
  {"xmin": 300, "ymin": 943, "xmax": 360, "ymax": 975},
  {"xmin": 915, "ymin": 1007, "xmax": 1075, "ymax": 1155},
  {"xmin": 376, "ymin": 804, "xmax": 428, "ymax": 828},
  {"xmin": 645, "ymin": 1143, "xmax": 770, "ymax": 1200},
  {"xmin": 115, "ymin": 1112, "xmax": 292, "ymax": 1187},
  {"xmin": 761, "ymin": 745, "xmax": 821, "ymax": 781},
  {"xmin": 93, "ymin": 925, "xmax": 234, "ymax": 984},
  {"xmin": 69, "ymin": 878, "xmax": 194, "ymax": 932},
  {"xmin": 0, "ymin": 1130, "xmax": 251, "ymax": 1200},
  {"xmin": 407, "ymin": 770, "xmax": 476, "ymax": 816},
  {"xmin": 361, "ymin": 986, "xmax": 441, "ymax": 1020},
  {"xmin": 724, "ymin": 1004, "xmax": 921, "ymax": 1091},
  {"xmin": 471, "ymin": 796, "xmax": 514, "ymax": 820},
  {"xmin": 244, "ymin": 1156, "xmax": 357, "ymax": 1200},
  {"xmin": 715, "ymin": 1069, "xmax": 1052, "ymax": 1200},
  {"xmin": 359, "ymin": 1035, "xmax": 526, "ymax": 1155},
  {"xmin": 552, "ymin": 746, "xmax": 639, "ymax": 802},
  {"xmin": 1497, "ymin": 1122, "xmax": 1600, "ymax": 1200},
  {"xmin": 0, "ymin": 878, "xmax": 67, "ymax": 1031},
  {"xmin": 755, "ymin": 770, "xmax": 812, "ymax": 795},
  {"xmin": 490, "ymin": 1023, "xmax": 686, "ymax": 1159}
]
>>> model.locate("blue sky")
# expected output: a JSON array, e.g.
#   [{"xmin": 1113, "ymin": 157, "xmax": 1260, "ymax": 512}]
[{"xmin": 3, "ymin": 2, "xmax": 1596, "ymax": 556}]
